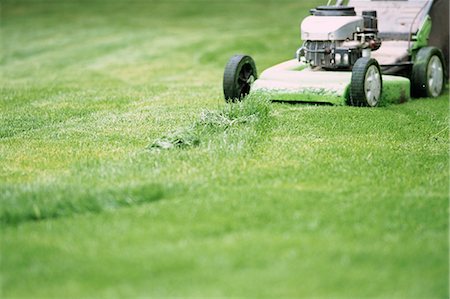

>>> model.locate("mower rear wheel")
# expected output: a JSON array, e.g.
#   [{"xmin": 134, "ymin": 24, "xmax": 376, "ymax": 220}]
[
  {"xmin": 223, "ymin": 54, "xmax": 257, "ymax": 102},
  {"xmin": 350, "ymin": 57, "xmax": 382, "ymax": 107},
  {"xmin": 411, "ymin": 47, "xmax": 444, "ymax": 98}
]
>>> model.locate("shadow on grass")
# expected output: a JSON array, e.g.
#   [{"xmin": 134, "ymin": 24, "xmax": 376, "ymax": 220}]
[
  {"xmin": 1, "ymin": 183, "xmax": 164, "ymax": 226},
  {"xmin": 271, "ymin": 100, "xmax": 334, "ymax": 106}
]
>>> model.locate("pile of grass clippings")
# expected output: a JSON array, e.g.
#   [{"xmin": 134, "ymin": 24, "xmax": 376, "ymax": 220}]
[
  {"xmin": 148, "ymin": 126, "xmax": 201, "ymax": 150},
  {"xmin": 148, "ymin": 95, "xmax": 271, "ymax": 150}
]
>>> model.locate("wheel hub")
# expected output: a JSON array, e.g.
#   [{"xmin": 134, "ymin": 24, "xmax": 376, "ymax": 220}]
[
  {"xmin": 364, "ymin": 65, "xmax": 381, "ymax": 106},
  {"xmin": 237, "ymin": 63, "xmax": 254, "ymax": 98},
  {"xmin": 427, "ymin": 55, "xmax": 443, "ymax": 97}
]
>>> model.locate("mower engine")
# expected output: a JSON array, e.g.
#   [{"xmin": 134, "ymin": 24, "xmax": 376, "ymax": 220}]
[{"xmin": 297, "ymin": 5, "xmax": 382, "ymax": 69}]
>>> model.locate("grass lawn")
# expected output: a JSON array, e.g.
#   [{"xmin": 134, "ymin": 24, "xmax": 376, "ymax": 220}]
[{"xmin": 1, "ymin": 0, "xmax": 449, "ymax": 297}]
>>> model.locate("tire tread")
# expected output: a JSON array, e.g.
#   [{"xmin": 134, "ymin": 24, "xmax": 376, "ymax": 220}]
[
  {"xmin": 350, "ymin": 57, "xmax": 382, "ymax": 107},
  {"xmin": 223, "ymin": 55, "xmax": 257, "ymax": 102}
]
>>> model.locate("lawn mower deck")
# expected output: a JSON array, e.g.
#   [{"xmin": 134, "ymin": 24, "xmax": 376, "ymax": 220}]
[{"xmin": 252, "ymin": 59, "xmax": 410, "ymax": 106}]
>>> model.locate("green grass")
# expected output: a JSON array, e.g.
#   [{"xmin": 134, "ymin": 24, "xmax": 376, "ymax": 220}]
[{"xmin": 1, "ymin": 0, "xmax": 449, "ymax": 298}]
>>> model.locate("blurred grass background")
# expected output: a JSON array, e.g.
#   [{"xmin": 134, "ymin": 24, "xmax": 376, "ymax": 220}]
[{"xmin": 1, "ymin": 0, "xmax": 449, "ymax": 298}]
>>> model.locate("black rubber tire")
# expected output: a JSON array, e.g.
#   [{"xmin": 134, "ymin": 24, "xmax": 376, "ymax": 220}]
[
  {"xmin": 411, "ymin": 47, "xmax": 445, "ymax": 98},
  {"xmin": 223, "ymin": 54, "xmax": 257, "ymax": 102},
  {"xmin": 350, "ymin": 57, "xmax": 382, "ymax": 107}
]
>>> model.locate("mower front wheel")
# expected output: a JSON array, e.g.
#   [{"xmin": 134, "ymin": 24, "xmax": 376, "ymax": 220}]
[
  {"xmin": 350, "ymin": 57, "xmax": 382, "ymax": 107},
  {"xmin": 223, "ymin": 54, "xmax": 257, "ymax": 102}
]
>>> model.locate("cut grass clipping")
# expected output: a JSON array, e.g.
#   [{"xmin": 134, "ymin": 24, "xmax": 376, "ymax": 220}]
[
  {"xmin": 1, "ymin": 184, "xmax": 164, "ymax": 225},
  {"xmin": 1, "ymin": 96, "xmax": 271, "ymax": 225},
  {"xmin": 148, "ymin": 95, "xmax": 271, "ymax": 150}
]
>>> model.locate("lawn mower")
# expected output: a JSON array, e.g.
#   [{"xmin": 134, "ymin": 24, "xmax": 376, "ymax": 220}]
[{"xmin": 223, "ymin": 0, "xmax": 448, "ymax": 106}]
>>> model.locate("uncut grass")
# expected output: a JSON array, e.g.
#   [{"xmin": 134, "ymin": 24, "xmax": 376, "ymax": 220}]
[{"xmin": 1, "ymin": 0, "xmax": 449, "ymax": 297}]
